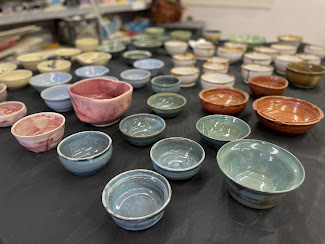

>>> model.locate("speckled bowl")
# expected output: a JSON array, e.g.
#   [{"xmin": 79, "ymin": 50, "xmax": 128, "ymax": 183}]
[
  {"xmin": 133, "ymin": 58, "xmax": 164, "ymax": 77},
  {"xmin": 0, "ymin": 101, "xmax": 27, "ymax": 127},
  {"xmin": 17, "ymin": 52, "xmax": 48, "ymax": 72},
  {"xmin": 122, "ymin": 50, "xmax": 152, "ymax": 65},
  {"xmin": 37, "ymin": 60, "xmax": 71, "ymax": 73},
  {"xmin": 75, "ymin": 66, "xmax": 109, "ymax": 79},
  {"xmin": 147, "ymin": 93, "xmax": 187, "ymax": 117},
  {"xmin": 29, "ymin": 72, "xmax": 72, "ymax": 92},
  {"xmin": 120, "ymin": 69, "xmax": 151, "ymax": 89},
  {"xmin": 248, "ymin": 76, "xmax": 288, "ymax": 97},
  {"xmin": 0, "ymin": 83, "xmax": 7, "ymax": 102},
  {"xmin": 151, "ymin": 75, "xmax": 181, "ymax": 93},
  {"xmin": 0, "ymin": 69, "xmax": 32, "ymax": 90},
  {"xmin": 0, "ymin": 63, "xmax": 17, "ymax": 75},
  {"xmin": 41, "ymin": 84, "xmax": 73, "ymax": 112},
  {"xmin": 76, "ymin": 52, "xmax": 112, "ymax": 66}
]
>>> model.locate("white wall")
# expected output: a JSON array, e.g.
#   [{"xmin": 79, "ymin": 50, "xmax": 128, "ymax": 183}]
[{"xmin": 183, "ymin": 0, "xmax": 325, "ymax": 45}]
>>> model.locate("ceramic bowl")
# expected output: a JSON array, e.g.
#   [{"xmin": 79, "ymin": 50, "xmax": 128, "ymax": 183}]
[
  {"xmin": 277, "ymin": 34, "xmax": 303, "ymax": 47},
  {"xmin": 224, "ymin": 42, "xmax": 248, "ymax": 52},
  {"xmin": 241, "ymin": 64, "xmax": 274, "ymax": 84},
  {"xmin": 37, "ymin": 60, "xmax": 71, "ymax": 73},
  {"xmin": 0, "ymin": 69, "xmax": 32, "ymax": 90},
  {"xmin": 146, "ymin": 27, "xmax": 165, "ymax": 39},
  {"xmin": 199, "ymin": 87, "xmax": 249, "ymax": 115},
  {"xmin": 75, "ymin": 38, "xmax": 99, "ymax": 52},
  {"xmin": 76, "ymin": 52, "xmax": 112, "ymax": 66},
  {"xmin": 270, "ymin": 43, "xmax": 297, "ymax": 55},
  {"xmin": 0, "ymin": 101, "xmax": 27, "ymax": 127},
  {"xmin": 41, "ymin": 85, "xmax": 72, "ymax": 112},
  {"xmin": 274, "ymin": 54, "xmax": 303, "ymax": 75},
  {"xmin": 203, "ymin": 62, "xmax": 228, "ymax": 74},
  {"xmin": 120, "ymin": 69, "xmax": 151, "ymax": 89},
  {"xmin": 68, "ymin": 78, "xmax": 133, "ymax": 127},
  {"xmin": 29, "ymin": 72, "xmax": 72, "ymax": 92},
  {"xmin": 158, "ymin": 35, "xmax": 174, "ymax": 43},
  {"xmin": 172, "ymin": 53, "xmax": 196, "ymax": 67},
  {"xmin": 164, "ymin": 40, "xmax": 188, "ymax": 56},
  {"xmin": 228, "ymin": 34, "xmax": 266, "ymax": 50},
  {"xmin": 0, "ymin": 63, "xmax": 17, "ymax": 75},
  {"xmin": 133, "ymin": 58, "xmax": 164, "ymax": 77},
  {"xmin": 11, "ymin": 112, "xmax": 65, "ymax": 152},
  {"xmin": 285, "ymin": 62, "xmax": 325, "ymax": 89},
  {"xmin": 207, "ymin": 56, "xmax": 230, "ymax": 65},
  {"xmin": 253, "ymin": 46, "xmax": 278, "ymax": 61},
  {"xmin": 147, "ymin": 93, "xmax": 186, "ymax": 117},
  {"xmin": 133, "ymin": 39, "xmax": 163, "ymax": 53},
  {"xmin": 150, "ymin": 137, "xmax": 205, "ymax": 180},
  {"xmin": 193, "ymin": 43, "xmax": 216, "ymax": 60},
  {"xmin": 304, "ymin": 44, "xmax": 325, "ymax": 59},
  {"xmin": 132, "ymin": 34, "xmax": 152, "ymax": 42},
  {"xmin": 196, "ymin": 115, "xmax": 251, "ymax": 149},
  {"xmin": 151, "ymin": 75, "xmax": 181, "ymax": 93},
  {"xmin": 57, "ymin": 131, "xmax": 112, "ymax": 176},
  {"xmin": 203, "ymin": 30, "xmax": 221, "ymax": 44},
  {"xmin": 248, "ymin": 76, "xmax": 288, "ymax": 97},
  {"xmin": 170, "ymin": 30, "xmax": 192, "ymax": 41},
  {"xmin": 122, "ymin": 50, "xmax": 152, "ymax": 65},
  {"xmin": 170, "ymin": 67, "xmax": 200, "ymax": 87},
  {"xmin": 217, "ymin": 46, "xmax": 244, "ymax": 64},
  {"xmin": 243, "ymin": 52, "xmax": 272, "ymax": 65},
  {"xmin": 252, "ymin": 96, "xmax": 324, "ymax": 134},
  {"xmin": 97, "ymin": 41, "xmax": 126, "ymax": 58},
  {"xmin": 296, "ymin": 53, "xmax": 321, "ymax": 65},
  {"xmin": 200, "ymin": 72, "xmax": 235, "ymax": 89},
  {"xmin": 55, "ymin": 48, "xmax": 81, "ymax": 61},
  {"xmin": 0, "ymin": 83, "xmax": 7, "ymax": 102},
  {"xmin": 119, "ymin": 113, "xmax": 166, "ymax": 146},
  {"xmin": 100, "ymin": 76, "xmax": 118, "ymax": 81},
  {"xmin": 102, "ymin": 169, "xmax": 171, "ymax": 231},
  {"xmin": 217, "ymin": 139, "xmax": 305, "ymax": 209},
  {"xmin": 75, "ymin": 66, "xmax": 109, "ymax": 79},
  {"xmin": 17, "ymin": 52, "xmax": 48, "ymax": 72}
]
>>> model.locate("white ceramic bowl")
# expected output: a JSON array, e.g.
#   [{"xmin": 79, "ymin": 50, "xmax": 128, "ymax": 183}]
[
  {"xmin": 270, "ymin": 43, "xmax": 297, "ymax": 55},
  {"xmin": 203, "ymin": 62, "xmax": 228, "ymax": 73},
  {"xmin": 217, "ymin": 46, "xmax": 244, "ymax": 64},
  {"xmin": 241, "ymin": 64, "xmax": 274, "ymax": 84},
  {"xmin": 277, "ymin": 34, "xmax": 303, "ymax": 48},
  {"xmin": 171, "ymin": 67, "xmax": 200, "ymax": 87},
  {"xmin": 200, "ymin": 72, "xmax": 235, "ymax": 89},
  {"xmin": 243, "ymin": 52, "xmax": 272, "ymax": 65},
  {"xmin": 207, "ymin": 56, "xmax": 229, "ymax": 65},
  {"xmin": 164, "ymin": 40, "xmax": 188, "ymax": 56},
  {"xmin": 253, "ymin": 46, "xmax": 278, "ymax": 61},
  {"xmin": 193, "ymin": 43, "xmax": 215, "ymax": 60},
  {"xmin": 297, "ymin": 53, "xmax": 321, "ymax": 65},
  {"xmin": 304, "ymin": 45, "xmax": 325, "ymax": 59},
  {"xmin": 172, "ymin": 53, "xmax": 196, "ymax": 67},
  {"xmin": 224, "ymin": 42, "xmax": 248, "ymax": 52},
  {"xmin": 274, "ymin": 55, "xmax": 303, "ymax": 75}
]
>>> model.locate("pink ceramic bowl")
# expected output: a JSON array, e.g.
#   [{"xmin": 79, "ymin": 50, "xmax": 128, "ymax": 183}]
[
  {"xmin": 0, "ymin": 101, "xmax": 27, "ymax": 127},
  {"xmin": 68, "ymin": 78, "xmax": 133, "ymax": 127},
  {"xmin": 11, "ymin": 112, "xmax": 65, "ymax": 152},
  {"xmin": 0, "ymin": 83, "xmax": 7, "ymax": 102}
]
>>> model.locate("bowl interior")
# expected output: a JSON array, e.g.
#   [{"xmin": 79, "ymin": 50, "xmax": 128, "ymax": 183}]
[
  {"xmin": 41, "ymin": 85, "xmax": 71, "ymax": 100},
  {"xmin": 202, "ymin": 73, "xmax": 234, "ymax": 84},
  {"xmin": 0, "ymin": 70, "xmax": 31, "ymax": 80},
  {"xmin": 76, "ymin": 66, "xmax": 108, "ymax": 77},
  {"xmin": 287, "ymin": 62, "xmax": 325, "ymax": 74},
  {"xmin": 152, "ymin": 76, "xmax": 179, "ymax": 86},
  {"xmin": 121, "ymin": 69, "xmax": 150, "ymax": 80},
  {"xmin": 30, "ymin": 73, "xmax": 71, "ymax": 86},
  {"xmin": 134, "ymin": 59, "xmax": 164, "ymax": 69},
  {"xmin": 0, "ymin": 102, "xmax": 24, "ymax": 116},
  {"xmin": 148, "ymin": 94, "xmax": 186, "ymax": 110},
  {"xmin": 249, "ymin": 76, "xmax": 287, "ymax": 89},
  {"xmin": 201, "ymin": 88, "xmax": 247, "ymax": 105}
]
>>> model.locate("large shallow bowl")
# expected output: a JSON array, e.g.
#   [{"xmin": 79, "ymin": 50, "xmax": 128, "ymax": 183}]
[
  {"xmin": 248, "ymin": 76, "xmax": 288, "ymax": 97},
  {"xmin": 147, "ymin": 93, "xmax": 187, "ymax": 117},
  {"xmin": 120, "ymin": 69, "xmax": 151, "ymax": 89},
  {"xmin": 151, "ymin": 75, "xmax": 181, "ymax": 93},
  {"xmin": 133, "ymin": 58, "xmax": 164, "ymax": 77},
  {"xmin": 0, "ymin": 69, "xmax": 32, "ymax": 90},
  {"xmin": 228, "ymin": 34, "xmax": 266, "ymax": 50},
  {"xmin": 75, "ymin": 65, "xmax": 109, "ymax": 79},
  {"xmin": 217, "ymin": 139, "xmax": 305, "ymax": 209},
  {"xmin": 0, "ymin": 83, "xmax": 7, "ymax": 102},
  {"xmin": 37, "ymin": 60, "xmax": 71, "ymax": 73},
  {"xmin": 17, "ymin": 52, "xmax": 48, "ymax": 72},
  {"xmin": 29, "ymin": 72, "xmax": 72, "ymax": 92},
  {"xmin": 41, "ymin": 85, "xmax": 72, "ymax": 112},
  {"xmin": 0, "ymin": 101, "xmax": 27, "ymax": 127},
  {"xmin": 76, "ymin": 52, "xmax": 111, "ymax": 66}
]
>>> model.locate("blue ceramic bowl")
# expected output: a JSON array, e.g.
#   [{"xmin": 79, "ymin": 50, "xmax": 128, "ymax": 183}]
[
  {"xmin": 102, "ymin": 169, "xmax": 171, "ymax": 231},
  {"xmin": 119, "ymin": 113, "xmax": 165, "ymax": 146},
  {"xmin": 120, "ymin": 69, "xmax": 151, "ymax": 89},
  {"xmin": 29, "ymin": 72, "xmax": 72, "ymax": 92},
  {"xmin": 75, "ymin": 65, "xmax": 109, "ymax": 79},
  {"xmin": 151, "ymin": 75, "xmax": 181, "ymax": 93},
  {"xmin": 150, "ymin": 137, "xmax": 205, "ymax": 180},
  {"xmin": 41, "ymin": 84, "xmax": 72, "ymax": 112},
  {"xmin": 57, "ymin": 131, "xmax": 113, "ymax": 176},
  {"xmin": 196, "ymin": 115, "xmax": 251, "ymax": 150},
  {"xmin": 147, "ymin": 93, "xmax": 186, "ymax": 117},
  {"xmin": 133, "ymin": 58, "xmax": 164, "ymax": 77},
  {"xmin": 217, "ymin": 139, "xmax": 305, "ymax": 209},
  {"xmin": 100, "ymin": 76, "xmax": 118, "ymax": 81}
]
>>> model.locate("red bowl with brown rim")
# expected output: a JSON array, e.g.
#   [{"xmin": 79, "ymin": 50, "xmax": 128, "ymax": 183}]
[{"xmin": 248, "ymin": 76, "xmax": 288, "ymax": 98}]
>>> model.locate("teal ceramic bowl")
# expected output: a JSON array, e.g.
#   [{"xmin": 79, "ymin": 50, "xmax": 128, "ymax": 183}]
[
  {"xmin": 133, "ymin": 39, "xmax": 163, "ymax": 53},
  {"xmin": 119, "ymin": 113, "xmax": 166, "ymax": 146},
  {"xmin": 146, "ymin": 27, "xmax": 165, "ymax": 39},
  {"xmin": 122, "ymin": 50, "xmax": 152, "ymax": 65},
  {"xmin": 217, "ymin": 139, "xmax": 305, "ymax": 209},
  {"xmin": 170, "ymin": 30, "xmax": 192, "ymax": 41},
  {"xmin": 97, "ymin": 41, "xmax": 126, "ymax": 58},
  {"xmin": 151, "ymin": 75, "xmax": 181, "ymax": 93},
  {"xmin": 228, "ymin": 34, "xmax": 266, "ymax": 51},
  {"xmin": 147, "ymin": 93, "xmax": 186, "ymax": 117},
  {"xmin": 196, "ymin": 115, "xmax": 251, "ymax": 150}
]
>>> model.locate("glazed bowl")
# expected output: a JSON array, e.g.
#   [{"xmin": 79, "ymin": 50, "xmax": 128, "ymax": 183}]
[
  {"xmin": 304, "ymin": 44, "xmax": 325, "ymax": 59},
  {"xmin": 170, "ymin": 30, "xmax": 192, "ymax": 41},
  {"xmin": 200, "ymin": 72, "xmax": 235, "ymax": 89},
  {"xmin": 196, "ymin": 115, "xmax": 251, "ymax": 149},
  {"xmin": 217, "ymin": 46, "xmax": 244, "ymax": 64},
  {"xmin": 0, "ymin": 69, "xmax": 32, "ymax": 90},
  {"xmin": 37, "ymin": 60, "xmax": 71, "ymax": 73},
  {"xmin": 285, "ymin": 62, "xmax": 325, "ymax": 89},
  {"xmin": 203, "ymin": 30, "xmax": 221, "ymax": 44},
  {"xmin": 248, "ymin": 76, "xmax": 288, "ymax": 97},
  {"xmin": 274, "ymin": 54, "xmax": 303, "ymax": 75},
  {"xmin": 241, "ymin": 64, "xmax": 274, "ymax": 84},
  {"xmin": 270, "ymin": 43, "xmax": 297, "ymax": 55},
  {"xmin": 199, "ymin": 87, "xmax": 249, "ymax": 115},
  {"xmin": 170, "ymin": 66, "xmax": 200, "ymax": 87},
  {"xmin": 120, "ymin": 69, "xmax": 151, "ymax": 89},
  {"xmin": 277, "ymin": 34, "xmax": 303, "ymax": 47},
  {"xmin": 133, "ymin": 39, "xmax": 162, "ymax": 53},
  {"xmin": 68, "ymin": 78, "xmax": 133, "ymax": 127},
  {"xmin": 217, "ymin": 139, "xmax": 305, "ymax": 209},
  {"xmin": 193, "ymin": 43, "xmax": 216, "ymax": 60},
  {"xmin": 252, "ymin": 96, "xmax": 324, "ymax": 134},
  {"xmin": 243, "ymin": 52, "xmax": 272, "ymax": 65},
  {"xmin": 146, "ymin": 27, "xmax": 165, "ymax": 39},
  {"xmin": 100, "ymin": 76, "xmax": 118, "ymax": 81},
  {"xmin": 224, "ymin": 42, "xmax": 248, "ymax": 52},
  {"xmin": 75, "ymin": 38, "xmax": 99, "ymax": 52},
  {"xmin": 122, "ymin": 50, "xmax": 152, "ymax": 65},
  {"xmin": 55, "ymin": 48, "xmax": 81, "ymax": 61},
  {"xmin": 11, "ymin": 112, "xmax": 65, "ymax": 152},
  {"xmin": 228, "ymin": 34, "xmax": 266, "ymax": 50},
  {"xmin": 57, "ymin": 131, "xmax": 112, "ymax": 176},
  {"xmin": 254, "ymin": 46, "xmax": 278, "ymax": 61},
  {"xmin": 0, "ymin": 101, "xmax": 27, "ymax": 127},
  {"xmin": 151, "ymin": 75, "xmax": 181, "ymax": 93},
  {"xmin": 76, "ymin": 52, "xmax": 112, "ymax": 66},
  {"xmin": 158, "ymin": 35, "xmax": 174, "ymax": 43},
  {"xmin": 0, "ymin": 83, "xmax": 7, "ymax": 102},
  {"xmin": 29, "ymin": 72, "xmax": 72, "ymax": 92},
  {"xmin": 164, "ymin": 40, "xmax": 188, "ymax": 56},
  {"xmin": 147, "ymin": 93, "xmax": 186, "ymax": 117},
  {"xmin": 133, "ymin": 58, "xmax": 164, "ymax": 77},
  {"xmin": 119, "ymin": 113, "xmax": 166, "ymax": 146},
  {"xmin": 207, "ymin": 56, "xmax": 230, "ymax": 65},
  {"xmin": 97, "ymin": 41, "xmax": 126, "ymax": 58},
  {"xmin": 102, "ymin": 169, "xmax": 171, "ymax": 231},
  {"xmin": 75, "ymin": 65, "xmax": 109, "ymax": 79},
  {"xmin": 41, "ymin": 85, "xmax": 73, "ymax": 112},
  {"xmin": 296, "ymin": 53, "xmax": 321, "ymax": 65},
  {"xmin": 172, "ymin": 53, "xmax": 196, "ymax": 67},
  {"xmin": 17, "ymin": 52, "xmax": 48, "ymax": 72},
  {"xmin": 150, "ymin": 137, "xmax": 205, "ymax": 180},
  {"xmin": 0, "ymin": 63, "xmax": 17, "ymax": 75},
  {"xmin": 203, "ymin": 62, "xmax": 228, "ymax": 74}
]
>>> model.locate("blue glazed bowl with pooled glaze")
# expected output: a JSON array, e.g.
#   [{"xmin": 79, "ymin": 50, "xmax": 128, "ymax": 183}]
[
  {"xmin": 29, "ymin": 72, "xmax": 72, "ymax": 92},
  {"xmin": 151, "ymin": 75, "xmax": 181, "ymax": 93},
  {"xmin": 147, "ymin": 93, "xmax": 186, "ymax": 117},
  {"xmin": 57, "ymin": 131, "xmax": 113, "ymax": 176},
  {"xmin": 150, "ymin": 137, "xmax": 205, "ymax": 180},
  {"xmin": 75, "ymin": 65, "xmax": 109, "ymax": 79},
  {"xmin": 41, "ymin": 84, "xmax": 72, "ymax": 112},
  {"xmin": 102, "ymin": 169, "xmax": 172, "ymax": 231},
  {"xmin": 120, "ymin": 69, "xmax": 151, "ymax": 89},
  {"xmin": 217, "ymin": 139, "xmax": 305, "ymax": 209},
  {"xmin": 133, "ymin": 58, "xmax": 164, "ymax": 77}
]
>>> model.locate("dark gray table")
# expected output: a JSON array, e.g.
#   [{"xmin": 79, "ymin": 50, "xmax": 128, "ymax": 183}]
[{"xmin": 0, "ymin": 44, "xmax": 324, "ymax": 244}]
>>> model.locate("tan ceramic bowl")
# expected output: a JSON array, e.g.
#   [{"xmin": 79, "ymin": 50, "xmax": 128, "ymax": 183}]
[
  {"xmin": 17, "ymin": 52, "xmax": 48, "ymax": 72},
  {"xmin": 75, "ymin": 38, "xmax": 99, "ymax": 52},
  {"xmin": 37, "ymin": 60, "xmax": 71, "ymax": 73},
  {"xmin": 55, "ymin": 48, "xmax": 81, "ymax": 61},
  {"xmin": 171, "ymin": 67, "xmax": 200, "ymax": 87},
  {"xmin": 0, "ymin": 69, "xmax": 32, "ymax": 90},
  {"xmin": 0, "ymin": 63, "xmax": 17, "ymax": 75},
  {"xmin": 277, "ymin": 34, "xmax": 303, "ymax": 47},
  {"xmin": 164, "ymin": 40, "xmax": 188, "ymax": 56},
  {"xmin": 217, "ymin": 46, "xmax": 244, "ymax": 64},
  {"xmin": 76, "ymin": 52, "xmax": 112, "ymax": 66}
]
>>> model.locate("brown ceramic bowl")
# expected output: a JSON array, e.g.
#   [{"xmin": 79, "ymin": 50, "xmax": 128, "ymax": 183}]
[
  {"xmin": 199, "ymin": 87, "xmax": 249, "ymax": 115},
  {"xmin": 248, "ymin": 76, "xmax": 288, "ymax": 98},
  {"xmin": 252, "ymin": 96, "xmax": 324, "ymax": 134}
]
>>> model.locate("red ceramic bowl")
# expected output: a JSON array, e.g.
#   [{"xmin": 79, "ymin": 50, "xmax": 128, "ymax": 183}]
[
  {"xmin": 199, "ymin": 87, "xmax": 249, "ymax": 115},
  {"xmin": 248, "ymin": 76, "xmax": 288, "ymax": 98},
  {"xmin": 68, "ymin": 78, "xmax": 133, "ymax": 127},
  {"xmin": 0, "ymin": 101, "xmax": 27, "ymax": 127}
]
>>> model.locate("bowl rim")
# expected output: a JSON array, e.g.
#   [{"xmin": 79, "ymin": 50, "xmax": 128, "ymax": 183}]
[
  {"xmin": 17, "ymin": 52, "xmax": 48, "ymax": 63},
  {"xmin": 75, "ymin": 65, "xmax": 109, "ymax": 78},
  {"xmin": 29, "ymin": 72, "xmax": 72, "ymax": 87},
  {"xmin": 165, "ymin": 40, "xmax": 188, "ymax": 47},
  {"xmin": 224, "ymin": 41, "xmax": 248, "ymax": 48},
  {"xmin": 55, "ymin": 48, "xmax": 82, "ymax": 57},
  {"xmin": 286, "ymin": 62, "xmax": 325, "ymax": 75},
  {"xmin": 147, "ymin": 93, "xmax": 187, "ymax": 111},
  {"xmin": 203, "ymin": 61, "xmax": 228, "ymax": 70},
  {"xmin": 207, "ymin": 56, "xmax": 230, "ymax": 64},
  {"xmin": 275, "ymin": 54, "xmax": 302, "ymax": 62},
  {"xmin": 199, "ymin": 87, "xmax": 249, "ymax": 106},
  {"xmin": 120, "ymin": 68, "xmax": 151, "ymax": 81},
  {"xmin": 76, "ymin": 51, "xmax": 112, "ymax": 60},
  {"xmin": 0, "ymin": 69, "xmax": 33, "ymax": 81},
  {"xmin": 0, "ymin": 101, "xmax": 26, "ymax": 117},
  {"xmin": 253, "ymin": 46, "xmax": 278, "ymax": 53},
  {"xmin": 305, "ymin": 44, "xmax": 325, "ymax": 51},
  {"xmin": 217, "ymin": 139, "xmax": 305, "ymax": 194},
  {"xmin": 244, "ymin": 52, "xmax": 272, "ymax": 61},
  {"xmin": 0, "ymin": 82, "xmax": 7, "ymax": 92},
  {"xmin": 218, "ymin": 46, "xmax": 244, "ymax": 53},
  {"xmin": 75, "ymin": 38, "xmax": 99, "ymax": 44},
  {"xmin": 151, "ymin": 75, "xmax": 181, "ymax": 87},
  {"xmin": 0, "ymin": 62, "xmax": 17, "ymax": 71},
  {"xmin": 296, "ymin": 53, "xmax": 321, "ymax": 61},
  {"xmin": 170, "ymin": 66, "xmax": 200, "ymax": 76},
  {"xmin": 40, "ymin": 84, "xmax": 72, "ymax": 101},
  {"xmin": 241, "ymin": 63, "xmax": 274, "ymax": 72},
  {"xmin": 37, "ymin": 60, "xmax": 71, "ymax": 71},
  {"xmin": 248, "ymin": 75, "xmax": 289, "ymax": 90},
  {"xmin": 270, "ymin": 43, "xmax": 296, "ymax": 50},
  {"xmin": 133, "ymin": 58, "xmax": 164, "ymax": 70},
  {"xmin": 201, "ymin": 72, "xmax": 235, "ymax": 85},
  {"xmin": 277, "ymin": 34, "xmax": 303, "ymax": 41},
  {"xmin": 122, "ymin": 50, "xmax": 152, "ymax": 59}
]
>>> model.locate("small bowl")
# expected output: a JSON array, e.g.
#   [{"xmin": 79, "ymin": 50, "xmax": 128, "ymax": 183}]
[
  {"xmin": 196, "ymin": 115, "xmax": 251, "ymax": 149},
  {"xmin": 133, "ymin": 58, "xmax": 164, "ymax": 77},
  {"xmin": 11, "ymin": 112, "xmax": 65, "ymax": 152},
  {"xmin": 75, "ymin": 38, "xmax": 99, "ymax": 52},
  {"xmin": 248, "ymin": 76, "xmax": 288, "ymax": 97},
  {"xmin": 200, "ymin": 72, "xmax": 235, "ymax": 89},
  {"xmin": 217, "ymin": 139, "xmax": 305, "ymax": 209},
  {"xmin": 0, "ymin": 69, "xmax": 32, "ymax": 90},
  {"xmin": 170, "ymin": 66, "xmax": 200, "ymax": 87},
  {"xmin": 277, "ymin": 34, "xmax": 303, "ymax": 48},
  {"xmin": 203, "ymin": 62, "xmax": 228, "ymax": 74},
  {"xmin": 241, "ymin": 64, "xmax": 274, "ymax": 84},
  {"xmin": 253, "ymin": 46, "xmax": 278, "ymax": 61},
  {"xmin": 122, "ymin": 50, "xmax": 152, "ymax": 65},
  {"xmin": 119, "ymin": 113, "xmax": 166, "ymax": 146},
  {"xmin": 158, "ymin": 35, "xmax": 174, "ymax": 43},
  {"xmin": 150, "ymin": 137, "xmax": 205, "ymax": 180},
  {"xmin": 102, "ymin": 169, "xmax": 171, "ymax": 231},
  {"xmin": 146, "ymin": 27, "xmax": 165, "ymax": 39},
  {"xmin": 224, "ymin": 42, "xmax": 248, "ymax": 52},
  {"xmin": 296, "ymin": 53, "xmax": 321, "ymax": 65},
  {"xmin": 75, "ymin": 66, "xmax": 109, "ymax": 79},
  {"xmin": 29, "ymin": 72, "xmax": 72, "ymax": 92},
  {"xmin": 207, "ymin": 56, "xmax": 230, "ymax": 65},
  {"xmin": 274, "ymin": 54, "xmax": 303, "ymax": 75},
  {"xmin": 172, "ymin": 53, "xmax": 196, "ymax": 67},
  {"xmin": 164, "ymin": 40, "xmax": 188, "ymax": 56},
  {"xmin": 227, "ymin": 34, "xmax": 266, "ymax": 50},
  {"xmin": 217, "ymin": 46, "xmax": 244, "ymax": 64},
  {"xmin": 120, "ymin": 69, "xmax": 151, "ymax": 89},
  {"xmin": 151, "ymin": 75, "xmax": 181, "ymax": 93},
  {"xmin": 17, "ymin": 52, "xmax": 48, "ymax": 72},
  {"xmin": 0, "ymin": 101, "xmax": 27, "ymax": 127},
  {"xmin": 133, "ymin": 39, "xmax": 163, "ymax": 53},
  {"xmin": 199, "ymin": 87, "xmax": 249, "ymax": 115},
  {"xmin": 170, "ymin": 30, "xmax": 192, "ymax": 41},
  {"xmin": 41, "ymin": 85, "xmax": 73, "ymax": 112},
  {"xmin": 55, "ymin": 48, "xmax": 81, "ymax": 61},
  {"xmin": 252, "ymin": 96, "xmax": 324, "ymax": 134},
  {"xmin": 304, "ymin": 44, "xmax": 325, "ymax": 59},
  {"xmin": 147, "ymin": 93, "xmax": 187, "ymax": 117},
  {"xmin": 97, "ymin": 41, "xmax": 126, "ymax": 58},
  {"xmin": 270, "ymin": 43, "xmax": 297, "ymax": 55},
  {"xmin": 0, "ymin": 83, "xmax": 7, "ymax": 102},
  {"xmin": 57, "ymin": 131, "xmax": 112, "ymax": 176},
  {"xmin": 243, "ymin": 52, "xmax": 272, "ymax": 65},
  {"xmin": 193, "ymin": 43, "xmax": 216, "ymax": 60},
  {"xmin": 76, "ymin": 52, "xmax": 112, "ymax": 66},
  {"xmin": 285, "ymin": 62, "xmax": 325, "ymax": 89},
  {"xmin": 203, "ymin": 30, "xmax": 221, "ymax": 44},
  {"xmin": 0, "ymin": 63, "xmax": 17, "ymax": 75},
  {"xmin": 37, "ymin": 60, "xmax": 71, "ymax": 73}
]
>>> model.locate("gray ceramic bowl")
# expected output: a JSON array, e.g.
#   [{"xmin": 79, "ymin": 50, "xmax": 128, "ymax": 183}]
[
  {"xmin": 147, "ymin": 93, "xmax": 186, "ymax": 117},
  {"xmin": 97, "ymin": 41, "xmax": 126, "ymax": 58},
  {"xmin": 123, "ymin": 50, "xmax": 152, "ymax": 65},
  {"xmin": 119, "ymin": 113, "xmax": 166, "ymax": 146},
  {"xmin": 41, "ymin": 84, "xmax": 73, "ymax": 112},
  {"xmin": 196, "ymin": 115, "xmax": 251, "ymax": 150},
  {"xmin": 133, "ymin": 58, "xmax": 164, "ymax": 77},
  {"xmin": 151, "ymin": 75, "xmax": 181, "ymax": 93},
  {"xmin": 217, "ymin": 139, "xmax": 305, "ymax": 209},
  {"xmin": 120, "ymin": 69, "xmax": 151, "ymax": 89},
  {"xmin": 150, "ymin": 137, "xmax": 205, "ymax": 180},
  {"xmin": 102, "ymin": 169, "xmax": 172, "ymax": 231},
  {"xmin": 133, "ymin": 39, "xmax": 163, "ymax": 53},
  {"xmin": 57, "ymin": 131, "xmax": 113, "ymax": 176}
]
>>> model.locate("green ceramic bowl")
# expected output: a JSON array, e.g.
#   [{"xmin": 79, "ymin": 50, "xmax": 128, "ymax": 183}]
[
  {"xmin": 122, "ymin": 50, "xmax": 152, "ymax": 65},
  {"xmin": 146, "ymin": 27, "xmax": 165, "ymax": 39},
  {"xmin": 133, "ymin": 39, "xmax": 163, "ymax": 53},
  {"xmin": 228, "ymin": 34, "xmax": 266, "ymax": 51},
  {"xmin": 170, "ymin": 30, "xmax": 192, "ymax": 42},
  {"xmin": 147, "ymin": 93, "xmax": 187, "ymax": 117},
  {"xmin": 97, "ymin": 40, "xmax": 126, "ymax": 58}
]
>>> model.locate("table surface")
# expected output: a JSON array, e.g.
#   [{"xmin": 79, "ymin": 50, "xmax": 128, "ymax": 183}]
[{"xmin": 0, "ymin": 43, "xmax": 324, "ymax": 244}]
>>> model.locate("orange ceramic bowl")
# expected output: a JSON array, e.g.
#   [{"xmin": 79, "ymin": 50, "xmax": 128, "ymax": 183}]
[{"xmin": 248, "ymin": 76, "xmax": 288, "ymax": 98}]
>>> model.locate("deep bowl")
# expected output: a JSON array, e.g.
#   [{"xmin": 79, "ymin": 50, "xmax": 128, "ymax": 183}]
[
  {"xmin": 17, "ymin": 52, "xmax": 48, "ymax": 72},
  {"xmin": 203, "ymin": 30, "xmax": 221, "ymax": 44},
  {"xmin": 170, "ymin": 66, "xmax": 200, "ymax": 87},
  {"xmin": 75, "ymin": 38, "xmax": 99, "ymax": 52},
  {"xmin": 122, "ymin": 50, "xmax": 152, "ymax": 65},
  {"xmin": 133, "ymin": 39, "xmax": 163, "ymax": 53},
  {"xmin": 200, "ymin": 72, "xmax": 235, "ymax": 89},
  {"xmin": 217, "ymin": 46, "xmax": 244, "ymax": 64},
  {"xmin": 0, "ymin": 101, "xmax": 27, "ymax": 127},
  {"xmin": 172, "ymin": 53, "xmax": 196, "ymax": 67},
  {"xmin": 164, "ymin": 40, "xmax": 189, "ymax": 56},
  {"xmin": 0, "ymin": 63, "xmax": 17, "ymax": 75},
  {"xmin": 120, "ymin": 69, "xmax": 151, "ymax": 89},
  {"xmin": 76, "ymin": 51, "xmax": 111, "ymax": 66},
  {"xmin": 41, "ymin": 84, "xmax": 72, "ymax": 112},
  {"xmin": 29, "ymin": 72, "xmax": 72, "ymax": 92},
  {"xmin": 151, "ymin": 75, "xmax": 181, "ymax": 93},
  {"xmin": 0, "ymin": 69, "xmax": 32, "ymax": 90},
  {"xmin": 133, "ymin": 58, "xmax": 164, "ymax": 77},
  {"xmin": 146, "ymin": 27, "xmax": 165, "ymax": 39},
  {"xmin": 296, "ymin": 53, "xmax": 321, "ymax": 65},
  {"xmin": 147, "ymin": 93, "xmax": 187, "ymax": 117},
  {"xmin": 75, "ymin": 65, "xmax": 109, "ymax": 79},
  {"xmin": 37, "ymin": 60, "xmax": 71, "ymax": 73},
  {"xmin": 0, "ymin": 83, "xmax": 7, "ymax": 102},
  {"xmin": 248, "ymin": 76, "xmax": 288, "ymax": 97}
]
